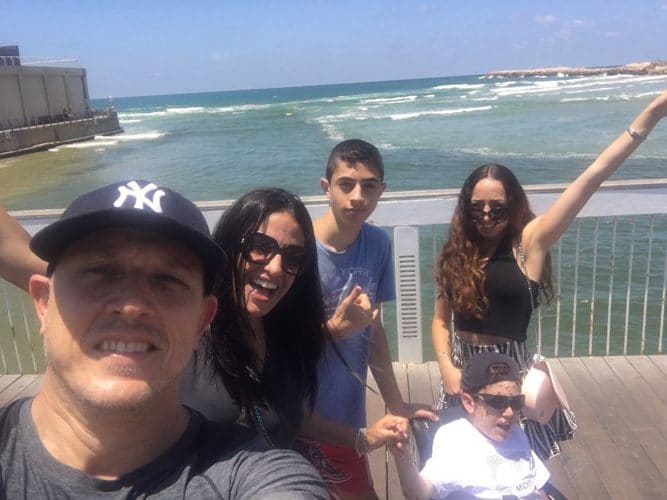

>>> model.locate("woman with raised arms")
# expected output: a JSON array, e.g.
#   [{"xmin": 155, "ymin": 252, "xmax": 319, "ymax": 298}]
[{"xmin": 432, "ymin": 90, "xmax": 667, "ymax": 460}]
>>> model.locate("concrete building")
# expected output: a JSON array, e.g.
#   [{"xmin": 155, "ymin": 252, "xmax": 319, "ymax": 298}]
[{"xmin": 0, "ymin": 45, "xmax": 122, "ymax": 157}]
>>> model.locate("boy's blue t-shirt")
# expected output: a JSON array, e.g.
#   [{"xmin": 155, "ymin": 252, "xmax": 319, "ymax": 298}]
[{"xmin": 314, "ymin": 223, "xmax": 395, "ymax": 427}]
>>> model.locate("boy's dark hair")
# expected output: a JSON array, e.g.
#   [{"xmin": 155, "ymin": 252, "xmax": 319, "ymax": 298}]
[{"xmin": 325, "ymin": 139, "xmax": 384, "ymax": 181}]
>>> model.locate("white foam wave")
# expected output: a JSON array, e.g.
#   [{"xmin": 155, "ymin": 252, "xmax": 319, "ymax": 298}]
[
  {"xmin": 118, "ymin": 103, "xmax": 272, "ymax": 119},
  {"xmin": 120, "ymin": 119, "xmax": 142, "ymax": 124},
  {"xmin": 432, "ymin": 83, "xmax": 485, "ymax": 90},
  {"xmin": 165, "ymin": 106, "xmax": 206, "ymax": 114},
  {"xmin": 390, "ymin": 105, "xmax": 492, "ymax": 120},
  {"xmin": 61, "ymin": 140, "xmax": 118, "ymax": 149},
  {"xmin": 111, "ymin": 131, "xmax": 165, "ymax": 141},
  {"xmin": 360, "ymin": 95, "xmax": 418, "ymax": 104}
]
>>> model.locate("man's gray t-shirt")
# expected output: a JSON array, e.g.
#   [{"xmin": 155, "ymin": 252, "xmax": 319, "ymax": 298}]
[{"xmin": 0, "ymin": 398, "xmax": 327, "ymax": 499}]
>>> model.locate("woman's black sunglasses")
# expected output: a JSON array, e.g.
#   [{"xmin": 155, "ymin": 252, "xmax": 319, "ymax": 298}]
[
  {"xmin": 469, "ymin": 206, "xmax": 509, "ymax": 225},
  {"xmin": 473, "ymin": 393, "xmax": 525, "ymax": 412},
  {"xmin": 241, "ymin": 232, "xmax": 308, "ymax": 276}
]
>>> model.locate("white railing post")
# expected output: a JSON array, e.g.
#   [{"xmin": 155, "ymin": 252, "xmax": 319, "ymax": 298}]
[{"xmin": 393, "ymin": 226, "xmax": 423, "ymax": 363}]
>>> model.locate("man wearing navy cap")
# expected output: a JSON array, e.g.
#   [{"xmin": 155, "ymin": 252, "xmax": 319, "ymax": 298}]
[
  {"xmin": 0, "ymin": 180, "xmax": 326, "ymax": 498},
  {"xmin": 390, "ymin": 352, "xmax": 551, "ymax": 499}
]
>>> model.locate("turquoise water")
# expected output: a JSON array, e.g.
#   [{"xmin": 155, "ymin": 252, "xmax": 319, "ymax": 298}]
[
  {"xmin": 1, "ymin": 72, "xmax": 666, "ymax": 209},
  {"xmin": 0, "ymin": 73, "xmax": 665, "ymax": 367}
]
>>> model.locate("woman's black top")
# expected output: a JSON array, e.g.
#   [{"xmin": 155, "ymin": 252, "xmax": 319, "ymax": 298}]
[{"xmin": 453, "ymin": 241, "xmax": 539, "ymax": 342}]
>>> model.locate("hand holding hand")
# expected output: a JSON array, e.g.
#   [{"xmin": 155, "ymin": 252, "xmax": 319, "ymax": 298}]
[
  {"xmin": 328, "ymin": 285, "xmax": 379, "ymax": 339},
  {"xmin": 365, "ymin": 413, "xmax": 409, "ymax": 451}
]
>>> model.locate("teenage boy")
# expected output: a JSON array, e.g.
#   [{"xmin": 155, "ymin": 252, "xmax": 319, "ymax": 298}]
[
  {"xmin": 390, "ymin": 352, "xmax": 550, "ymax": 499},
  {"xmin": 298, "ymin": 139, "xmax": 435, "ymax": 499}
]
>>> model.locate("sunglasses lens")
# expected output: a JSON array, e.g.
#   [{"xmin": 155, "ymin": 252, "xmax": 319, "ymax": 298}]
[
  {"xmin": 281, "ymin": 249, "xmax": 307, "ymax": 276},
  {"xmin": 489, "ymin": 207, "xmax": 508, "ymax": 222},
  {"xmin": 242, "ymin": 233, "xmax": 307, "ymax": 276},
  {"xmin": 469, "ymin": 205, "xmax": 508, "ymax": 224},
  {"xmin": 243, "ymin": 233, "xmax": 277, "ymax": 264},
  {"xmin": 478, "ymin": 394, "xmax": 525, "ymax": 411}
]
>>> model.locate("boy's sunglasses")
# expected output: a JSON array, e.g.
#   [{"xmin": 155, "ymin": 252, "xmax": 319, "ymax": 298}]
[
  {"xmin": 473, "ymin": 393, "xmax": 525, "ymax": 412},
  {"xmin": 469, "ymin": 206, "xmax": 509, "ymax": 225},
  {"xmin": 241, "ymin": 232, "xmax": 308, "ymax": 276}
]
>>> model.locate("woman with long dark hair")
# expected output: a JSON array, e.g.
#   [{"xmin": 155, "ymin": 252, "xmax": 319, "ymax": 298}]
[
  {"xmin": 184, "ymin": 187, "xmax": 328, "ymax": 447},
  {"xmin": 433, "ymin": 90, "xmax": 667, "ymax": 460}
]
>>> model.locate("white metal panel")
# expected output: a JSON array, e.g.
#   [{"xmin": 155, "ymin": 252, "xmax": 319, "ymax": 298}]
[{"xmin": 393, "ymin": 226, "xmax": 423, "ymax": 363}]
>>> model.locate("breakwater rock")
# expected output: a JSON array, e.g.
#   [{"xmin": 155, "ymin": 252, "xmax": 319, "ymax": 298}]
[{"xmin": 486, "ymin": 61, "xmax": 667, "ymax": 78}]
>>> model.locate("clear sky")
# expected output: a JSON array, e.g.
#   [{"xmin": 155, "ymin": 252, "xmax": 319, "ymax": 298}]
[{"xmin": 4, "ymin": 0, "xmax": 666, "ymax": 98}]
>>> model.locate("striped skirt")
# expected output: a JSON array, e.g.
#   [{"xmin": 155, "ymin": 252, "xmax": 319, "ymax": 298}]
[{"xmin": 436, "ymin": 335, "xmax": 577, "ymax": 461}]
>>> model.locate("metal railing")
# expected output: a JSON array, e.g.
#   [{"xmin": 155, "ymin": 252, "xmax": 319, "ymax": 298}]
[{"xmin": 2, "ymin": 178, "xmax": 666, "ymax": 373}]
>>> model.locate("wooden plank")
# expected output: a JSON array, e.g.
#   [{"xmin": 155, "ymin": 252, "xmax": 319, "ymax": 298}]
[
  {"xmin": 0, "ymin": 374, "xmax": 21, "ymax": 393},
  {"xmin": 385, "ymin": 363, "xmax": 407, "ymax": 500},
  {"xmin": 548, "ymin": 358, "xmax": 609, "ymax": 500},
  {"xmin": 648, "ymin": 354, "xmax": 667, "ymax": 377},
  {"xmin": 628, "ymin": 356, "xmax": 667, "ymax": 407},
  {"xmin": 406, "ymin": 362, "xmax": 435, "ymax": 407},
  {"xmin": 0, "ymin": 374, "xmax": 40, "ymax": 406},
  {"xmin": 581, "ymin": 357, "xmax": 667, "ymax": 499},
  {"xmin": 426, "ymin": 360, "xmax": 442, "ymax": 406},
  {"xmin": 606, "ymin": 356, "xmax": 667, "ymax": 438},
  {"xmin": 557, "ymin": 357, "xmax": 632, "ymax": 499},
  {"xmin": 366, "ymin": 368, "xmax": 388, "ymax": 499}
]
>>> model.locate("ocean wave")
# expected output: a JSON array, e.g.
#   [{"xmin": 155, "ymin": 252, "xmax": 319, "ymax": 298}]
[
  {"xmin": 120, "ymin": 119, "xmax": 142, "ymax": 124},
  {"xmin": 118, "ymin": 103, "xmax": 273, "ymax": 119},
  {"xmin": 165, "ymin": 106, "xmax": 206, "ymax": 114},
  {"xmin": 431, "ymin": 83, "xmax": 485, "ymax": 90},
  {"xmin": 111, "ymin": 131, "xmax": 166, "ymax": 141},
  {"xmin": 471, "ymin": 96, "xmax": 499, "ymax": 102},
  {"xmin": 58, "ymin": 140, "xmax": 119, "ymax": 149},
  {"xmin": 390, "ymin": 105, "xmax": 493, "ymax": 120},
  {"xmin": 360, "ymin": 95, "xmax": 418, "ymax": 104},
  {"xmin": 319, "ymin": 123, "xmax": 344, "ymax": 142}
]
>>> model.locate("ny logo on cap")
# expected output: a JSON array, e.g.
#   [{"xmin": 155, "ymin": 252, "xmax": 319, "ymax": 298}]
[{"xmin": 113, "ymin": 181, "xmax": 166, "ymax": 213}]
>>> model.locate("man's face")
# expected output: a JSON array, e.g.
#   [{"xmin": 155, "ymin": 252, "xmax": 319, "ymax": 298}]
[
  {"xmin": 29, "ymin": 228, "xmax": 217, "ymax": 412},
  {"xmin": 321, "ymin": 161, "xmax": 385, "ymax": 227},
  {"xmin": 463, "ymin": 380, "xmax": 522, "ymax": 442}
]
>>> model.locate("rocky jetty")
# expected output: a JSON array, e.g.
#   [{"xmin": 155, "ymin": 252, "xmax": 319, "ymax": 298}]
[{"xmin": 486, "ymin": 61, "xmax": 667, "ymax": 78}]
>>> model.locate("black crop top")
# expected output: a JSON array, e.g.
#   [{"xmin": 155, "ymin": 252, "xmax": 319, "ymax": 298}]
[{"xmin": 453, "ymin": 242, "xmax": 539, "ymax": 342}]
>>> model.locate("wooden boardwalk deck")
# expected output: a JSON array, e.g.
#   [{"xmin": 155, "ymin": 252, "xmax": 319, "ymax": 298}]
[
  {"xmin": 366, "ymin": 356, "xmax": 667, "ymax": 500},
  {"xmin": 2, "ymin": 355, "xmax": 666, "ymax": 499}
]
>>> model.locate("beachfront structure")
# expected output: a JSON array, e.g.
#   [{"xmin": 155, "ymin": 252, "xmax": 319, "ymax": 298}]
[{"xmin": 0, "ymin": 45, "xmax": 122, "ymax": 157}]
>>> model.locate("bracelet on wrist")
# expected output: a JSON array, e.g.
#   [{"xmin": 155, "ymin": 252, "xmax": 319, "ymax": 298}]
[
  {"xmin": 354, "ymin": 427, "xmax": 370, "ymax": 456},
  {"xmin": 626, "ymin": 126, "xmax": 647, "ymax": 142}
]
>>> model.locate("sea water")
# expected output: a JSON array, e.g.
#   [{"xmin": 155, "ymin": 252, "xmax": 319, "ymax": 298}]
[
  {"xmin": 1, "ymin": 72, "xmax": 666, "ymax": 360},
  {"xmin": 1, "ymin": 72, "xmax": 665, "ymax": 209}
]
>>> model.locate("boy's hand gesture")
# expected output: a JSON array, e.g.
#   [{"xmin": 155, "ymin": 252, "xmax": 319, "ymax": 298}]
[{"xmin": 327, "ymin": 285, "xmax": 379, "ymax": 339}]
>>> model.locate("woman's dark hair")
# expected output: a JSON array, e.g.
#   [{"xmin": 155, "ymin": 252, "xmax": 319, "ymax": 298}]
[
  {"xmin": 436, "ymin": 164, "xmax": 553, "ymax": 318},
  {"xmin": 205, "ymin": 188, "xmax": 327, "ymax": 410}
]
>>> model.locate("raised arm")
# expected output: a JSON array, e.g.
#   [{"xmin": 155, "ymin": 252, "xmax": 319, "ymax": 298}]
[
  {"xmin": 0, "ymin": 205, "xmax": 46, "ymax": 291},
  {"xmin": 432, "ymin": 296, "xmax": 461, "ymax": 396},
  {"xmin": 522, "ymin": 90, "xmax": 667, "ymax": 276}
]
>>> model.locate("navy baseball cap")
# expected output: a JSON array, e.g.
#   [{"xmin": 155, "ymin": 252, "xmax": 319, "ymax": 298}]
[
  {"xmin": 461, "ymin": 352, "xmax": 522, "ymax": 392},
  {"xmin": 30, "ymin": 180, "xmax": 226, "ymax": 290}
]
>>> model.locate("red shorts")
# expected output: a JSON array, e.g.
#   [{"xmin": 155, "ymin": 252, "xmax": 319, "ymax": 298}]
[{"xmin": 295, "ymin": 438, "xmax": 373, "ymax": 495}]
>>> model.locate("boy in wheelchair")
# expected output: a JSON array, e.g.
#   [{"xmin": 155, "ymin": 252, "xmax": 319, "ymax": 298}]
[{"xmin": 390, "ymin": 352, "xmax": 550, "ymax": 499}]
